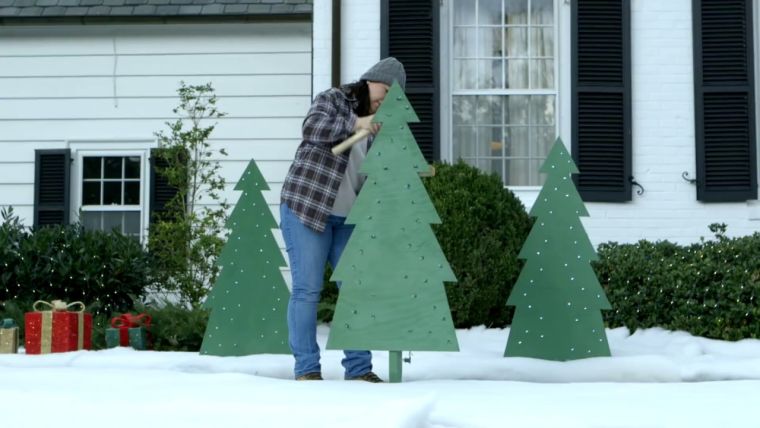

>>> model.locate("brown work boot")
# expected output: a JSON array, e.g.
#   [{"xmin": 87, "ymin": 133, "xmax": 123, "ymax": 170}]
[
  {"xmin": 345, "ymin": 371, "xmax": 384, "ymax": 383},
  {"xmin": 296, "ymin": 372, "xmax": 323, "ymax": 381}
]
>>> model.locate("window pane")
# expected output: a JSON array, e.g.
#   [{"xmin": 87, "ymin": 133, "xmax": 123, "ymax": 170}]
[
  {"xmin": 529, "ymin": 159, "xmax": 545, "ymax": 186},
  {"xmin": 453, "ymin": 96, "xmax": 477, "ymax": 125},
  {"xmin": 529, "ymin": 27, "xmax": 553, "ymax": 57},
  {"xmin": 477, "ymin": 95, "xmax": 504, "ymax": 125},
  {"xmin": 504, "ymin": 0, "xmax": 528, "ymax": 24},
  {"xmin": 477, "ymin": 60, "xmax": 503, "ymax": 89},
  {"xmin": 505, "ymin": 126, "xmax": 529, "ymax": 157},
  {"xmin": 506, "ymin": 158, "xmax": 531, "ymax": 185},
  {"xmin": 464, "ymin": 157, "xmax": 501, "ymax": 178},
  {"xmin": 530, "ymin": 0, "xmax": 553, "ymax": 25},
  {"xmin": 478, "ymin": 27, "xmax": 503, "ymax": 57},
  {"xmin": 83, "ymin": 157, "xmax": 101, "ymax": 179},
  {"xmin": 124, "ymin": 212, "xmax": 140, "ymax": 236},
  {"xmin": 477, "ymin": 126, "xmax": 504, "ymax": 157},
  {"xmin": 104, "ymin": 182, "xmax": 122, "ymax": 205},
  {"xmin": 124, "ymin": 181, "xmax": 140, "ymax": 205},
  {"xmin": 505, "ymin": 95, "xmax": 529, "ymax": 124},
  {"xmin": 454, "ymin": 28, "xmax": 477, "ymax": 57},
  {"xmin": 531, "ymin": 59, "xmax": 554, "ymax": 89},
  {"xmin": 505, "ymin": 28, "xmax": 528, "ymax": 57},
  {"xmin": 530, "ymin": 95, "xmax": 555, "ymax": 125},
  {"xmin": 505, "ymin": 60, "xmax": 528, "ymax": 88},
  {"xmin": 454, "ymin": 0, "xmax": 476, "ymax": 25},
  {"xmin": 478, "ymin": 0, "xmax": 502, "ymax": 26},
  {"xmin": 454, "ymin": 126, "xmax": 477, "ymax": 158},
  {"xmin": 533, "ymin": 126, "xmax": 555, "ymax": 158},
  {"xmin": 454, "ymin": 60, "xmax": 477, "ymax": 90},
  {"xmin": 125, "ymin": 156, "xmax": 140, "ymax": 179},
  {"xmin": 82, "ymin": 182, "xmax": 101, "ymax": 205},
  {"xmin": 104, "ymin": 157, "xmax": 122, "ymax": 179}
]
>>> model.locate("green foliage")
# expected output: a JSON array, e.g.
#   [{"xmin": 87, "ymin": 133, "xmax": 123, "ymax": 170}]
[
  {"xmin": 136, "ymin": 301, "xmax": 209, "ymax": 351},
  {"xmin": 149, "ymin": 82, "xmax": 229, "ymax": 308},
  {"xmin": 595, "ymin": 228, "xmax": 760, "ymax": 340},
  {"xmin": 0, "ymin": 208, "xmax": 150, "ymax": 317},
  {"xmin": 423, "ymin": 161, "xmax": 533, "ymax": 328}
]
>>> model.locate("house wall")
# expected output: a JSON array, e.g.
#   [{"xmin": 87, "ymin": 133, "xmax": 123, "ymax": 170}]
[
  {"xmin": 578, "ymin": 0, "xmax": 760, "ymax": 245},
  {"xmin": 439, "ymin": 0, "xmax": 760, "ymax": 246},
  {"xmin": 0, "ymin": 22, "xmax": 312, "ymax": 253}
]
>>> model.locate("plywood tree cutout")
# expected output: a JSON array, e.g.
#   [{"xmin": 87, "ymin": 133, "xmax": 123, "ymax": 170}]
[
  {"xmin": 505, "ymin": 138, "xmax": 611, "ymax": 361},
  {"xmin": 201, "ymin": 160, "xmax": 290, "ymax": 356},
  {"xmin": 326, "ymin": 81, "xmax": 459, "ymax": 382}
]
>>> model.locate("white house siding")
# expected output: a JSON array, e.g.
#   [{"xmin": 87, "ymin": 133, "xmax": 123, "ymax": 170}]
[
  {"xmin": 0, "ymin": 22, "xmax": 312, "ymax": 255},
  {"xmin": 579, "ymin": 0, "xmax": 760, "ymax": 245}
]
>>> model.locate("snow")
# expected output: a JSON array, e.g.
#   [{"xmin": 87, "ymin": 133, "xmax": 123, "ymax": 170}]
[{"xmin": 1, "ymin": 326, "xmax": 759, "ymax": 428}]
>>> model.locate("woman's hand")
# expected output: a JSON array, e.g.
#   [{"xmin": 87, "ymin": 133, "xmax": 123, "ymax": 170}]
[{"xmin": 354, "ymin": 114, "xmax": 381, "ymax": 135}]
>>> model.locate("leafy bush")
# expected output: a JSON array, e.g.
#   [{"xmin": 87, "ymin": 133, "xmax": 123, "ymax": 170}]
[
  {"xmin": 424, "ymin": 161, "xmax": 532, "ymax": 327},
  {"xmin": 148, "ymin": 82, "xmax": 229, "ymax": 309},
  {"xmin": 595, "ymin": 226, "xmax": 760, "ymax": 340},
  {"xmin": 318, "ymin": 161, "xmax": 532, "ymax": 328},
  {"xmin": 0, "ymin": 208, "xmax": 150, "ymax": 317}
]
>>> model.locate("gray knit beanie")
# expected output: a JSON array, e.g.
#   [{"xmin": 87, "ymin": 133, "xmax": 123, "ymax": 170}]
[{"xmin": 360, "ymin": 57, "xmax": 406, "ymax": 89}]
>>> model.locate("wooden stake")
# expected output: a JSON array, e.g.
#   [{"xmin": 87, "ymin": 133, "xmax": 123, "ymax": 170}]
[{"xmin": 389, "ymin": 350, "xmax": 402, "ymax": 383}]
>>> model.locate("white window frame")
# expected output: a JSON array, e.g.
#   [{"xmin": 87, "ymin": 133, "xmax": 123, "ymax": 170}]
[
  {"xmin": 68, "ymin": 140, "xmax": 154, "ymax": 243},
  {"xmin": 441, "ymin": 0, "xmax": 568, "ymax": 198}
]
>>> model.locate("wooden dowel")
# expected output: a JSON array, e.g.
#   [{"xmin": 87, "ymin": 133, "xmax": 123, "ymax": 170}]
[{"xmin": 331, "ymin": 129, "xmax": 371, "ymax": 155}]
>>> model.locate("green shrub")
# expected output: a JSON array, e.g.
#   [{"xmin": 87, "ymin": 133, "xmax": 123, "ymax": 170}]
[
  {"xmin": 0, "ymin": 208, "xmax": 151, "ymax": 317},
  {"xmin": 424, "ymin": 161, "xmax": 532, "ymax": 327},
  {"xmin": 595, "ymin": 227, "xmax": 760, "ymax": 340},
  {"xmin": 132, "ymin": 301, "xmax": 209, "ymax": 351},
  {"xmin": 318, "ymin": 161, "xmax": 532, "ymax": 328}
]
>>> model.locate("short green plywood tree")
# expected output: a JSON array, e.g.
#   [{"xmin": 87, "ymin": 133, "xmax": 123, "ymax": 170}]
[
  {"xmin": 327, "ymin": 81, "xmax": 459, "ymax": 382},
  {"xmin": 200, "ymin": 160, "xmax": 290, "ymax": 356},
  {"xmin": 505, "ymin": 138, "xmax": 611, "ymax": 360}
]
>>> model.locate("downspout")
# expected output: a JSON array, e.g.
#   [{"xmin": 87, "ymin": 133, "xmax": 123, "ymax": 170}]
[{"xmin": 331, "ymin": 0, "xmax": 341, "ymax": 87}]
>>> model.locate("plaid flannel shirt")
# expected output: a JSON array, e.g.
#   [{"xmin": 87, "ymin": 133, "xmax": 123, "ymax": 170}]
[{"xmin": 281, "ymin": 87, "xmax": 370, "ymax": 232}]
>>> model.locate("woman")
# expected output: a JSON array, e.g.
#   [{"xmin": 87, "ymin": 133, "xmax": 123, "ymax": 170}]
[{"xmin": 280, "ymin": 57, "xmax": 406, "ymax": 382}]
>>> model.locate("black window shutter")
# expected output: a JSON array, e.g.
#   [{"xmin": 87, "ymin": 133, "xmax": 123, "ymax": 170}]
[
  {"xmin": 693, "ymin": 0, "xmax": 757, "ymax": 202},
  {"xmin": 381, "ymin": 0, "xmax": 439, "ymax": 162},
  {"xmin": 572, "ymin": 0, "xmax": 632, "ymax": 202},
  {"xmin": 34, "ymin": 149, "xmax": 71, "ymax": 228},
  {"xmin": 149, "ymin": 148, "xmax": 181, "ymax": 225}
]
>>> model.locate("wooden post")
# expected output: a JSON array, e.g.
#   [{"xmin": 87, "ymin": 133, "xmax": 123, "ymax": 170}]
[{"xmin": 389, "ymin": 350, "xmax": 402, "ymax": 383}]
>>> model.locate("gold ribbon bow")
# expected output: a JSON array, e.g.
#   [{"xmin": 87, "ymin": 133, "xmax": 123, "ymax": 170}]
[{"xmin": 33, "ymin": 300, "xmax": 86, "ymax": 353}]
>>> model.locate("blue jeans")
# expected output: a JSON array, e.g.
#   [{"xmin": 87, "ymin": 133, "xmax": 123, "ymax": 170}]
[{"xmin": 280, "ymin": 203, "xmax": 372, "ymax": 378}]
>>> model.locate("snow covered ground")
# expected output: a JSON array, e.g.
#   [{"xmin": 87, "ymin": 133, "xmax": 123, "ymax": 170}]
[{"xmin": 1, "ymin": 326, "xmax": 759, "ymax": 428}]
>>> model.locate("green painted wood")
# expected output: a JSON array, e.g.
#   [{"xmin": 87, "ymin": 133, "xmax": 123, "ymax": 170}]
[
  {"xmin": 389, "ymin": 351, "xmax": 402, "ymax": 383},
  {"xmin": 200, "ymin": 159, "xmax": 291, "ymax": 356},
  {"xmin": 327, "ymin": 82, "xmax": 459, "ymax": 371},
  {"xmin": 505, "ymin": 138, "xmax": 611, "ymax": 360}
]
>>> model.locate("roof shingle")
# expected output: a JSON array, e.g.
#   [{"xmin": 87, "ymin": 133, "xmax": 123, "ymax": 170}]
[{"xmin": 0, "ymin": 0, "xmax": 310, "ymax": 18}]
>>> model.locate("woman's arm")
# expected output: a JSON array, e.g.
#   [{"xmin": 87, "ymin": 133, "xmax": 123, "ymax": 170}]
[{"xmin": 301, "ymin": 90, "xmax": 357, "ymax": 147}]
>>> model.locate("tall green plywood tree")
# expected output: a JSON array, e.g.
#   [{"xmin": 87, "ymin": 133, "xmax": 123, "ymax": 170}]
[
  {"xmin": 505, "ymin": 138, "xmax": 611, "ymax": 361},
  {"xmin": 327, "ymin": 81, "xmax": 459, "ymax": 383},
  {"xmin": 200, "ymin": 160, "xmax": 290, "ymax": 356}
]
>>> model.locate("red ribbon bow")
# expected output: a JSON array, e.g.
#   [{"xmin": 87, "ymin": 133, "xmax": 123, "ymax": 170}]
[{"xmin": 110, "ymin": 313, "xmax": 151, "ymax": 329}]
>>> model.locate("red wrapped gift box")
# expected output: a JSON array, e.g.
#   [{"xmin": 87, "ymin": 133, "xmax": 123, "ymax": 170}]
[{"xmin": 25, "ymin": 300, "xmax": 92, "ymax": 354}]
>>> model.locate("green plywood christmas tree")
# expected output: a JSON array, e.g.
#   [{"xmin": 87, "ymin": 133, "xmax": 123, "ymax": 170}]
[
  {"xmin": 505, "ymin": 138, "xmax": 611, "ymax": 361},
  {"xmin": 326, "ymin": 81, "xmax": 459, "ymax": 382},
  {"xmin": 200, "ymin": 160, "xmax": 290, "ymax": 356}
]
